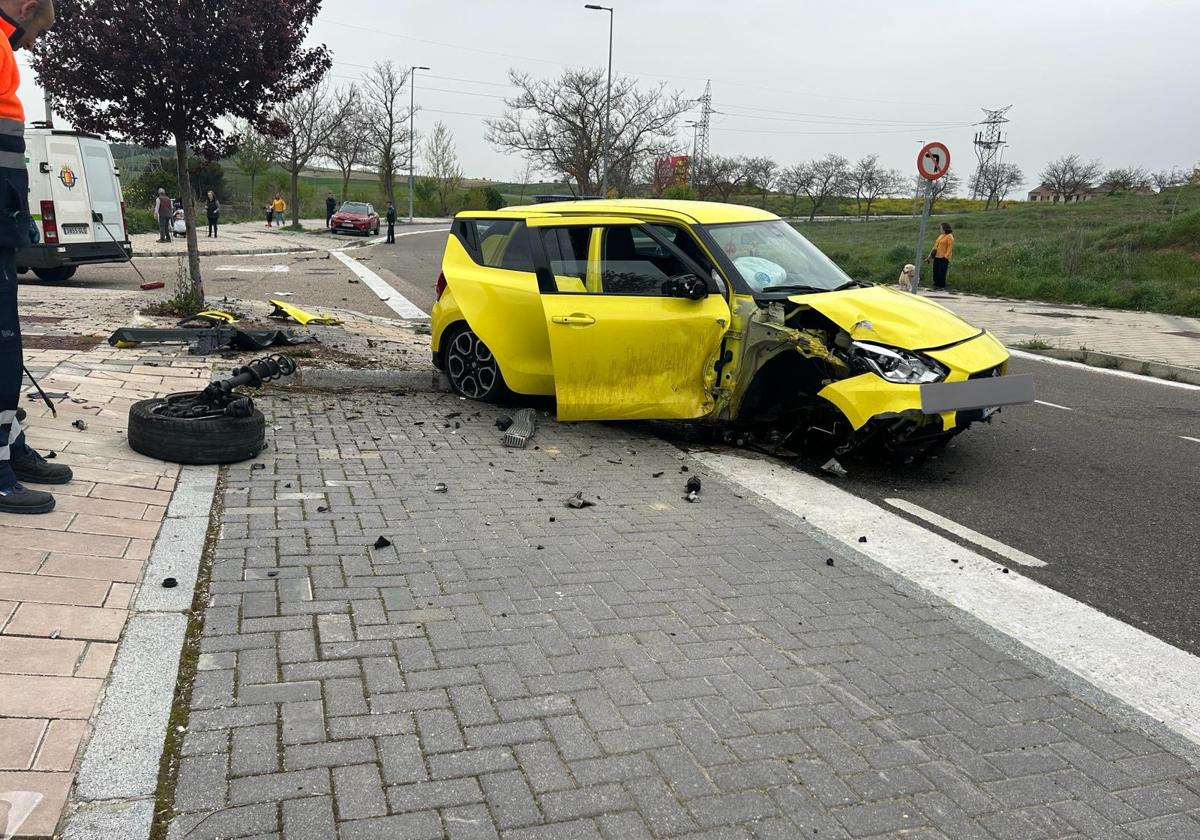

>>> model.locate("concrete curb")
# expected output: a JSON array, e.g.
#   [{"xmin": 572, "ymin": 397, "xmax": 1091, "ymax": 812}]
[
  {"xmin": 1016, "ymin": 346, "xmax": 1200, "ymax": 386},
  {"xmin": 286, "ymin": 366, "xmax": 449, "ymax": 393},
  {"xmin": 63, "ymin": 465, "xmax": 219, "ymax": 840}
]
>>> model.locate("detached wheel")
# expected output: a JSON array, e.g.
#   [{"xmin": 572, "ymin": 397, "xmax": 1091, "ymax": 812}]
[
  {"xmin": 444, "ymin": 326, "xmax": 508, "ymax": 401},
  {"xmin": 33, "ymin": 266, "xmax": 77, "ymax": 282},
  {"xmin": 128, "ymin": 394, "xmax": 265, "ymax": 464}
]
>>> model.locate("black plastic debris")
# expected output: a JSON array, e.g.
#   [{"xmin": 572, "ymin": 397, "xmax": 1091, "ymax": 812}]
[
  {"xmin": 161, "ymin": 577, "xmax": 178, "ymax": 588},
  {"xmin": 266, "ymin": 571, "xmax": 278, "ymax": 578},
  {"xmin": 652, "ymin": 471, "xmax": 664, "ymax": 478},
  {"xmin": 71, "ymin": 419, "xmax": 87, "ymax": 430},
  {"xmin": 549, "ymin": 517, "xmax": 556, "ymax": 522},
  {"xmin": 563, "ymin": 491, "xmax": 595, "ymax": 509},
  {"xmin": 858, "ymin": 536, "xmax": 868, "ymax": 543},
  {"xmin": 373, "ymin": 536, "xmax": 392, "ymax": 549},
  {"xmin": 1001, "ymin": 567, "xmax": 1010, "ymax": 574},
  {"xmin": 680, "ymin": 465, "xmax": 688, "ymax": 473},
  {"xmin": 950, "ymin": 558, "xmax": 959, "ymax": 564},
  {"xmin": 685, "ymin": 476, "xmax": 702, "ymax": 503},
  {"xmin": 46, "ymin": 450, "xmax": 57, "ymax": 459},
  {"xmin": 251, "ymin": 463, "xmax": 266, "ymax": 471},
  {"xmin": 536, "ymin": 545, "xmax": 544, "ymax": 550},
  {"xmin": 495, "ymin": 415, "xmax": 513, "ymax": 431},
  {"xmin": 317, "ymin": 505, "xmax": 329, "ymax": 513},
  {"xmin": 825, "ymin": 558, "xmax": 835, "ymax": 567},
  {"xmin": 445, "ymin": 412, "xmax": 462, "ymax": 419},
  {"xmin": 433, "ymin": 482, "xmax": 448, "ymax": 493}
]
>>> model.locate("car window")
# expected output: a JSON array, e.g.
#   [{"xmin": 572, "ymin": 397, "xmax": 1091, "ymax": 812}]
[
  {"xmin": 650, "ymin": 224, "xmax": 715, "ymax": 275},
  {"xmin": 468, "ymin": 219, "xmax": 536, "ymax": 273},
  {"xmin": 340, "ymin": 202, "xmax": 370, "ymax": 214},
  {"xmin": 600, "ymin": 226, "xmax": 688, "ymax": 296},
  {"xmin": 538, "ymin": 227, "xmax": 590, "ymax": 293}
]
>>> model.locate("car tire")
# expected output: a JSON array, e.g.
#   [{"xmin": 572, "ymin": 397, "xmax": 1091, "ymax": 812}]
[
  {"xmin": 443, "ymin": 325, "xmax": 509, "ymax": 402},
  {"xmin": 32, "ymin": 266, "xmax": 77, "ymax": 282},
  {"xmin": 127, "ymin": 394, "xmax": 266, "ymax": 465}
]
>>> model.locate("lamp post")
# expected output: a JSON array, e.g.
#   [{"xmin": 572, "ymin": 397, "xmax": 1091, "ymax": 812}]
[
  {"xmin": 409, "ymin": 65, "xmax": 430, "ymax": 223},
  {"xmin": 584, "ymin": 4, "xmax": 613, "ymax": 197}
]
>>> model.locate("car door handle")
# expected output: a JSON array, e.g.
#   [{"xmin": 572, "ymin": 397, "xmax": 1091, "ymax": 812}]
[{"xmin": 551, "ymin": 314, "xmax": 596, "ymax": 327}]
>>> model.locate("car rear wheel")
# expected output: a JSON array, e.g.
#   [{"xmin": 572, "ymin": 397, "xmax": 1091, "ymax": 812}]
[
  {"xmin": 32, "ymin": 266, "xmax": 77, "ymax": 282},
  {"xmin": 444, "ymin": 325, "xmax": 508, "ymax": 402}
]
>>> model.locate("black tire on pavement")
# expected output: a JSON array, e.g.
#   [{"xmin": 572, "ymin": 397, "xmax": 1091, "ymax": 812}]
[
  {"xmin": 442, "ymin": 324, "xmax": 510, "ymax": 402},
  {"xmin": 32, "ymin": 266, "xmax": 77, "ymax": 282},
  {"xmin": 128, "ymin": 395, "xmax": 266, "ymax": 464}
]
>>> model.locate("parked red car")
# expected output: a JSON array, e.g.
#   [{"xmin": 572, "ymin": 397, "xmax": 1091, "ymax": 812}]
[{"xmin": 330, "ymin": 202, "xmax": 380, "ymax": 236}]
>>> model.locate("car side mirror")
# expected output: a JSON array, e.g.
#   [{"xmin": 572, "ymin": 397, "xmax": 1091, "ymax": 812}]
[{"xmin": 662, "ymin": 274, "xmax": 708, "ymax": 300}]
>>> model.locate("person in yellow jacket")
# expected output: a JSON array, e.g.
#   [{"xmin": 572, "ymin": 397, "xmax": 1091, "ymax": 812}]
[
  {"xmin": 271, "ymin": 194, "xmax": 287, "ymax": 227},
  {"xmin": 1, "ymin": 0, "xmax": 62, "ymax": 514},
  {"xmin": 925, "ymin": 222, "xmax": 954, "ymax": 291}
]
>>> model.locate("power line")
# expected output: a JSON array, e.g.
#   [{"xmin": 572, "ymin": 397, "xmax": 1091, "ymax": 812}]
[
  {"xmin": 711, "ymin": 122, "xmax": 976, "ymax": 137},
  {"xmin": 713, "ymin": 102, "xmax": 976, "ymax": 126}
]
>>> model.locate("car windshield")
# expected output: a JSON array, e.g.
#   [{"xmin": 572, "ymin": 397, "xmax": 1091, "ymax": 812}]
[
  {"xmin": 340, "ymin": 203, "xmax": 370, "ymax": 214},
  {"xmin": 702, "ymin": 220, "xmax": 854, "ymax": 294}
]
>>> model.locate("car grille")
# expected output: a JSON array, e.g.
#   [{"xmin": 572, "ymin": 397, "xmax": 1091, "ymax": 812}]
[{"xmin": 969, "ymin": 364, "xmax": 1004, "ymax": 380}]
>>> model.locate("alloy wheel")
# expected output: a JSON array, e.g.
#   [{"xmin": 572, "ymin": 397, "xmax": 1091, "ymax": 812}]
[{"xmin": 446, "ymin": 329, "xmax": 499, "ymax": 399}]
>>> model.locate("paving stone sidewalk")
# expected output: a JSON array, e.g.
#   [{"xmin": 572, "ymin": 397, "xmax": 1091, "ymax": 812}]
[
  {"xmin": 130, "ymin": 218, "xmax": 449, "ymax": 258},
  {"xmin": 167, "ymin": 390, "xmax": 1200, "ymax": 840}
]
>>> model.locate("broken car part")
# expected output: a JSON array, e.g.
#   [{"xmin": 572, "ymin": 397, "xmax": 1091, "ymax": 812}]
[
  {"xmin": 107, "ymin": 326, "xmax": 315, "ymax": 355},
  {"xmin": 502, "ymin": 408, "xmax": 537, "ymax": 448},
  {"xmin": 268, "ymin": 299, "xmax": 343, "ymax": 326},
  {"xmin": 126, "ymin": 354, "xmax": 297, "ymax": 465}
]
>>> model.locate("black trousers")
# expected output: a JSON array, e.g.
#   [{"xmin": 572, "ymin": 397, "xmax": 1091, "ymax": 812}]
[
  {"xmin": 327, "ymin": 210, "xmax": 335, "ymax": 228},
  {"xmin": 932, "ymin": 257, "xmax": 950, "ymax": 289},
  {"xmin": 1, "ymin": 247, "xmax": 24, "ymax": 483},
  {"xmin": 207, "ymin": 217, "xmax": 218, "ymax": 237},
  {"xmin": 386, "ymin": 222, "xmax": 395, "ymax": 243}
]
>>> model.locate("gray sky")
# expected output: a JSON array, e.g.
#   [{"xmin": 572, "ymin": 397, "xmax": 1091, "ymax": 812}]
[{"xmin": 19, "ymin": 0, "xmax": 1199, "ymax": 191}]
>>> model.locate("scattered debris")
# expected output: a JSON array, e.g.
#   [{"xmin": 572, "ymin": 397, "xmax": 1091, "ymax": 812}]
[
  {"xmin": 502, "ymin": 408, "xmax": 537, "ymax": 448},
  {"xmin": 161, "ymin": 577, "xmax": 178, "ymax": 589},
  {"xmin": 825, "ymin": 558, "xmax": 835, "ymax": 567},
  {"xmin": 950, "ymin": 558, "xmax": 959, "ymax": 564},
  {"xmin": 348, "ymin": 278, "xmax": 360, "ymax": 284},
  {"xmin": 652, "ymin": 471, "xmax": 664, "ymax": 478},
  {"xmin": 178, "ymin": 310, "xmax": 237, "ymax": 327},
  {"xmin": 536, "ymin": 545, "xmax": 544, "ymax": 550},
  {"xmin": 317, "ymin": 505, "xmax": 329, "ymax": 513},
  {"xmin": 433, "ymin": 482, "xmax": 448, "ymax": 493},
  {"xmin": 821, "ymin": 458, "xmax": 849, "ymax": 478},
  {"xmin": 49, "ymin": 629, "xmax": 61, "ymax": 639},
  {"xmin": 563, "ymin": 491, "xmax": 595, "ymax": 509},
  {"xmin": 45, "ymin": 450, "xmax": 56, "ymax": 459},
  {"xmin": 1001, "ymin": 567, "xmax": 1010, "ymax": 574},
  {"xmin": 680, "ymin": 465, "xmax": 688, "ymax": 473},
  {"xmin": 685, "ymin": 476, "xmax": 702, "ymax": 503},
  {"xmin": 268, "ymin": 299, "xmax": 342, "ymax": 326},
  {"xmin": 251, "ymin": 464, "xmax": 266, "ymax": 471},
  {"xmin": 549, "ymin": 517, "xmax": 555, "ymax": 522},
  {"xmin": 858, "ymin": 536, "xmax": 868, "ymax": 543},
  {"xmin": 373, "ymin": 536, "xmax": 392, "ymax": 549},
  {"xmin": 108, "ymin": 325, "xmax": 314, "ymax": 355},
  {"xmin": 445, "ymin": 412, "xmax": 462, "ymax": 419},
  {"xmin": 266, "ymin": 571, "xmax": 278, "ymax": 578},
  {"xmin": 71, "ymin": 419, "xmax": 87, "ymax": 430}
]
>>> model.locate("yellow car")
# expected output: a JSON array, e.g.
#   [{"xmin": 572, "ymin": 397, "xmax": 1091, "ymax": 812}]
[{"xmin": 431, "ymin": 199, "xmax": 1033, "ymax": 454}]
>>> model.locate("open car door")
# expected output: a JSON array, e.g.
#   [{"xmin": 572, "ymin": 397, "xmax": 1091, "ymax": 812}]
[{"xmin": 527, "ymin": 216, "xmax": 731, "ymax": 421}]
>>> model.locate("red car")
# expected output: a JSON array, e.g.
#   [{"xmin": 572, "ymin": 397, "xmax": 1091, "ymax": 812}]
[{"xmin": 330, "ymin": 202, "xmax": 380, "ymax": 236}]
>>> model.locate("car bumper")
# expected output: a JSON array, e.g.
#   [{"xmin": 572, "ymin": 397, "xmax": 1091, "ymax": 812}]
[{"xmin": 17, "ymin": 241, "xmax": 133, "ymax": 269}]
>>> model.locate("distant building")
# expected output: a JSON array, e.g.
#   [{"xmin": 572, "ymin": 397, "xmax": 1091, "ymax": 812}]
[{"xmin": 1027, "ymin": 182, "xmax": 1152, "ymax": 202}]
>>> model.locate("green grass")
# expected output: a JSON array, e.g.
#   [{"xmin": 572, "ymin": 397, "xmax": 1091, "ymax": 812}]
[{"xmin": 793, "ymin": 186, "xmax": 1200, "ymax": 317}]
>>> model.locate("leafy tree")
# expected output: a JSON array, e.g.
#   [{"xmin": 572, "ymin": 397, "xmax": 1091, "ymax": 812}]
[
  {"xmin": 32, "ymin": 0, "xmax": 330, "ymax": 300},
  {"xmin": 483, "ymin": 186, "xmax": 505, "ymax": 211},
  {"xmin": 486, "ymin": 68, "xmax": 687, "ymax": 196},
  {"xmin": 424, "ymin": 122, "xmax": 463, "ymax": 215},
  {"xmin": 1038, "ymin": 154, "xmax": 1103, "ymax": 202}
]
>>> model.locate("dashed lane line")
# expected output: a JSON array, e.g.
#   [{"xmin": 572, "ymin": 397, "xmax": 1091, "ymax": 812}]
[
  {"xmin": 1034, "ymin": 399, "xmax": 1072, "ymax": 411},
  {"xmin": 1182, "ymin": 436, "xmax": 1200, "ymax": 444}
]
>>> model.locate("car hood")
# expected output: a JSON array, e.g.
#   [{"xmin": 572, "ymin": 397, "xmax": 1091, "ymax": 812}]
[
  {"xmin": 335, "ymin": 213, "xmax": 369, "ymax": 220},
  {"xmin": 788, "ymin": 285, "xmax": 981, "ymax": 350}
]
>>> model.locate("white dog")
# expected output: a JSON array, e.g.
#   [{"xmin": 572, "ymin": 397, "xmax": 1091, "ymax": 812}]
[{"xmin": 897, "ymin": 263, "xmax": 916, "ymax": 292}]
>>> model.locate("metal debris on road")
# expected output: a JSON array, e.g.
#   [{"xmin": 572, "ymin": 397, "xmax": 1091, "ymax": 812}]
[
  {"xmin": 563, "ymin": 491, "xmax": 595, "ymax": 509},
  {"xmin": 826, "ymin": 558, "xmax": 835, "ymax": 566},
  {"xmin": 71, "ymin": 419, "xmax": 87, "ymax": 430},
  {"xmin": 373, "ymin": 536, "xmax": 392, "ymax": 549},
  {"xmin": 495, "ymin": 415, "xmax": 512, "ymax": 431},
  {"xmin": 821, "ymin": 457, "xmax": 849, "ymax": 477},
  {"xmin": 652, "ymin": 471, "xmax": 664, "ymax": 478},
  {"xmin": 433, "ymin": 482, "xmax": 448, "ymax": 493},
  {"xmin": 502, "ymin": 408, "xmax": 537, "ymax": 448},
  {"xmin": 685, "ymin": 476, "xmax": 702, "ymax": 503}
]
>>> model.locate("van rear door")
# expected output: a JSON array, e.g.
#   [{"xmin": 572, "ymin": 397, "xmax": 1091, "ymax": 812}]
[
  {"xmin": 79, "ymin": 138, "xmax": 124, "ymax": 244},
  {"xmin": 45, "ymin": 136, "xmax": 92, "ymax": 245}
]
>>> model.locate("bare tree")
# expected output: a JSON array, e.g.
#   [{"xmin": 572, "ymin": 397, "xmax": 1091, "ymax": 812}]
[
  {"xmin": 515, "ymin": 159, "xmax": 538, "ymax": 201},
  {"xmin": 1038, "ymin": 154, "xmax": 1103, "ymax": 202},
  {"xmin": 323, "ymin": 87, "xmax": 372, "ymax": 200},
  {"xmin": 742, "ymin": 156, "xmax": 778, "ymax": 209},
  {"xmin": 274, "ymin": 81, "xmax": 350, "ymax": 226},
  {"xmin": 1151, "ymin": 167, "xmax": 1189, "ymax": 192},
  {"xmin": 232, "ymin": 120, "xmax": 278, "ymax": 206},
  {"xmin": 798, "ymin": 154, "xmax": 849, "ymax": 221},
  {"xmin": 424, "ymin": 121, "xmax": 463, "ymax": 215},
  {"xmin": 363, "ymin": 61, "xmax": 412, "ymax": 204},
  {"xmin": 1099, "ymin": 166, "xmax": 1152, "ymax": 194},
  {"xmin": 848, "ymin": 155, "xmax": 902, "ymax": 220},
  {"xmin": 486, "ymin": 68, "xmax": 687, "ymax": 196},
  {"xmin": 778, "ymin": 164, "xmax": 812, "ymax": 218},
  {"xmin": 913, "ymin": 171, "xmax": 961, "ymax": 212},
  {"xmin": 693, "ymin": 155, "xmax": 746, "ymax": 202},
  {"xmin": 968, "ymin": 162, "xmax": 1024, "ymax": 209}
]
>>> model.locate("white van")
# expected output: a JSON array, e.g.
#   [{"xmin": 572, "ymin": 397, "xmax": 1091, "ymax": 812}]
[{"xmin": 18, "ymin": 125, "xmax": 133, "ymax": 281}]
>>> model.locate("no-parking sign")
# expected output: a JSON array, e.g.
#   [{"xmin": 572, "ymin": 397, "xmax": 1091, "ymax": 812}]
[{"xmin": 917, "ymin": 141, "xmax": 951, "ymax": 180}]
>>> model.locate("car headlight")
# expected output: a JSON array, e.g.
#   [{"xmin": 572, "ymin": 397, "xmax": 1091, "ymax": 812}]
[{"xmin": 850, "ymin": 341, "xmax": 947, "ymax": 384}]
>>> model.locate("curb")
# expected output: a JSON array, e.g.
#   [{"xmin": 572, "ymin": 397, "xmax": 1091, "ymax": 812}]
[
  {"xmin": 1015, "ymin": 346, "xmax": 1200, "ymax": 386},
  {"xmin": 286, "ymin": 366, "xmax": 449, "ymax": 393},
  {"xmin": 62, "ymin": 465, "xmax": 219, "ymax": 840}
]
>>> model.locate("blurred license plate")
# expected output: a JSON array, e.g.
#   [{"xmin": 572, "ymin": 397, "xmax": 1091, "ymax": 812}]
[
  {"xmin": 340, "ymin": 222, "xmax": 355, "ymax": 228},
  {"xmin": 62, "ymin": 223, "xmax": 89, "ymax": 235}
]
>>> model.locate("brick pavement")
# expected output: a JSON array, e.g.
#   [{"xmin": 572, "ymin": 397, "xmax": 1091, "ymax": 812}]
[
  {"xmin": 165, "ymin": 390, "xmax": 1200, "ymax": 839},
  {"xmin": 130, "ymin": 218, "xmax": 449, "ymax": 258}
]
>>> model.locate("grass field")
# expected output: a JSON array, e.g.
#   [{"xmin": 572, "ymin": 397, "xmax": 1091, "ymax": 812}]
[{"xmin": 795, "ymin": 187, "xmax": 1200, "ymax": 317}]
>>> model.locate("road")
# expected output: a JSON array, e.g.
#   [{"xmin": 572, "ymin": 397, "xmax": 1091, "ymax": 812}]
[{"xmin": 26, "ymin": 228, "xmax": 1200, "ymax": 656}]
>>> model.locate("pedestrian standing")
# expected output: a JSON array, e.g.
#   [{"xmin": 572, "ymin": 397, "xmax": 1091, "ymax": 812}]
[
  {"xmin": 264, "ymin": 201, "xmax": 272, "ymax": 228},
  {"xmin": 1, "ymin": 0, "xmax": 74, "ymax": 515},
  {"xmin": 325, "ymin": 192, "xmax": 336, "ymax": 228},
  {"xmin": 153, "ymin": 187, "xmax": 172, "ymax": 243},
  {"xmin": 205, "ymin": 190, "xmax": 220, "ymax": 238},
  {"xmin": 926, "ymin": 222, "xmax": 954, "ymax": 291},
  {"xmin": 385, "ymin": 200, "xmax": 396, "ymax": 243},
  {"xmin": 272, "ymin": 194, "xmax": 286, "ymax": 227}
]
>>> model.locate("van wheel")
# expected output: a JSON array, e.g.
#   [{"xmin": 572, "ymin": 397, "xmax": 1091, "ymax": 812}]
[
  {"xmin": 32, "ymin": 266, "xmax": 77, "ymax": 282},
  {"xmin": 444, "ymin": 325, "xmax": 509, "ymax": 402}
]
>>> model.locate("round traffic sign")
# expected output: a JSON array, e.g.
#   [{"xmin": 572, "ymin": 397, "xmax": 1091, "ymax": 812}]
[{"xmin": 917, "ymin": 141, "xmax": 951, "ymax": 181}]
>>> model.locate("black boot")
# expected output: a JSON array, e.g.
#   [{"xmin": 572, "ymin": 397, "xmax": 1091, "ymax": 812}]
[
  {"xmin": 11, "ymin": 446, "xmax": 73, "ymax": 485},
  {"xmin": 0, "ymin": 483, "xmax": 55, "ymax": 514}
]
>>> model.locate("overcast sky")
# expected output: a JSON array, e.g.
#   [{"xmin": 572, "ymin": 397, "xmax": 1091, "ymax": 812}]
[{"xmin": 19, "ymin": 0, "xmax": 1199, "ymax": 192}]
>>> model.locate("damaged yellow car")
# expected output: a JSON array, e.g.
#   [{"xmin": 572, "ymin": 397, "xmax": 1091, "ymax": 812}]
[{"xmin": 430, "ymin": 200, "xmax": 1034, "ymax": 454}]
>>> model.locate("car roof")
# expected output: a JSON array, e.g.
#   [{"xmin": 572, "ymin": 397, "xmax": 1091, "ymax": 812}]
[{"xmin": 462, "ymin": 199, "xmax": 778, "ymax": 225}]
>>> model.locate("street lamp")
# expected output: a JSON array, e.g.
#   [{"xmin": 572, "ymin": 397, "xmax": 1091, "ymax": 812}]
[
  {"xmin": 584, "ymin": 4, "xmax": 613, "ymax": 197},
  {"xmin": 409, "ymin": 65, "xmax": 430, "ymax": 223}
]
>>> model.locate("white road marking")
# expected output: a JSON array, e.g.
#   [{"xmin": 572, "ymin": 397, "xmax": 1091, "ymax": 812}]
[
  {"xmin": 1034, "ymin": 399, "xmax": 1073, "ymax": 411},
  {"xmin": 329, "ymin": 249, "xmax": 428, "ymax": 320},
  {"xmin": 694, "ymin": 450, "xmax": 1200, "ymax": 748},
  {"xmin": 884, "ymin": 498, "xmax": 1047, "ymax": 567},
  {"xmin": 215, "ymin": 264, "xmax": 289, "ymax": 273},
  {"xmin": 1009, "ymin": 348, "xmax": 1200, "ymax": 391},
  {"xmin": 1182, "ymin": 436, "xmax": 1200, "ymax": 444}
]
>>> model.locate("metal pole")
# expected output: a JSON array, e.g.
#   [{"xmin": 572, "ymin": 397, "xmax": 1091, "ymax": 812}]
[
  {"xmin": 602, "ymin": 8, "xmax": 613, "ymax": 197},
  {"xmin": 408, "ymin": 66, "xmax": 429, "ymax": 223},
  {"xmin": 912, "ymin": 178, "xmax": 933, "ymax": 293}
]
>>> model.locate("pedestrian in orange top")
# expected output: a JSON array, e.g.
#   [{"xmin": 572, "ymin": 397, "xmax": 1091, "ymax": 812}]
[{"xmin": 926, "ymin": 222, "xmax": 954, "ymax": 291}]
